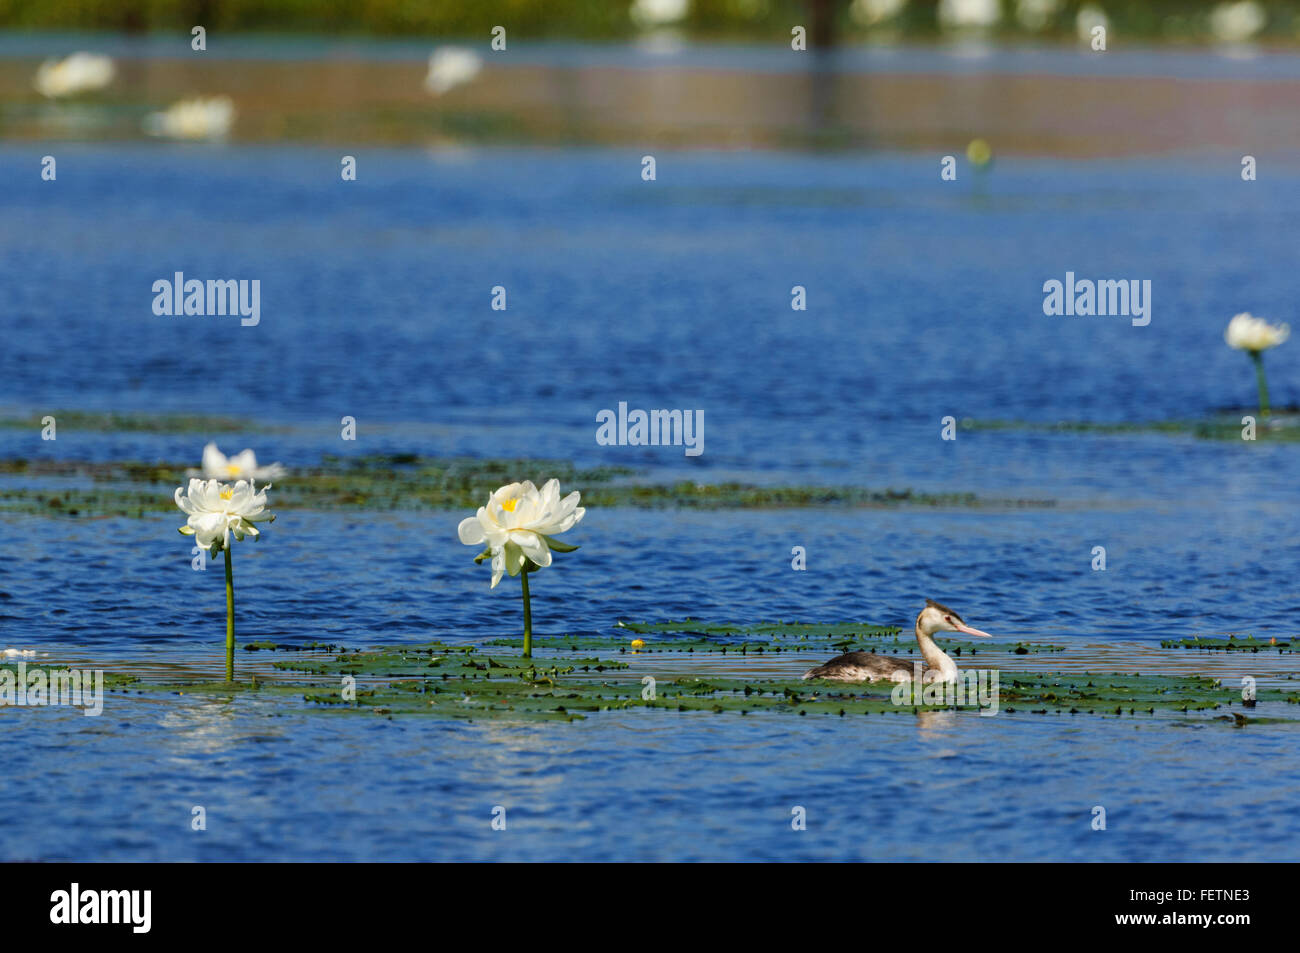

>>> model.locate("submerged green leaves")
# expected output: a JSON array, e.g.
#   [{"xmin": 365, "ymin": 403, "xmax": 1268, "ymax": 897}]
[
  {"xmin": 0, "ymin": 453, "xmax": 1055, "ymax": 519},
  {"xmin": 1161, "ymin": 635, "xmax": 1292, "ymax": 651}
]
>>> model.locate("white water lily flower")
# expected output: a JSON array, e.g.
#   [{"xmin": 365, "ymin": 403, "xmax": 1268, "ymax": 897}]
[
  {"xmin": 33, "ymin": 52, "xmax": 115, "ymax": 98},
  {"xmin": 176, "ymin": 479, "xmax": 275, "ymax": 555},
  {"xmin": 144, "ymin": 96, "xmax": 235, "ymax": 140},
  {"xmin": 457, "ymin": 479, "xmax": 585, "ymax": 588},
  {"xmin": 2, "ymin": 648, "xmax": 36, "ymax": 658},
  {"xmin": 425, "ymin": 47, "xmax": 483, "ymax": 96},
  {"xmin": 188, "ymin": 442, "xmax": 286, "ymax": 482},
  {"xmin": 1225, "ymin": 312, "xmax": 1290, "ymax": 352}
]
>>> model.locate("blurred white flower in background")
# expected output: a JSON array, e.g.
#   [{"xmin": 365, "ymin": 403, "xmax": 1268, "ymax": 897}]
[
  {"xmin": 144, "ymin": 96, "xmax": 235, "ymax": 140},
  {"xmin": 938, "ymin": 0, "xmax": 1001, "ymax": 30},
  {"xmin": 33, "ymin": 52, "xmax": 115, "ymax": 98},
  {"xmin": 1016, "ymin": 0, "xmax": 1061, "ymax": 32},
  {"xmin": 2, "ymin": 648, "xmax": 37, "ymax": 658},
  {"xmin": 1076, "ymin": 5, "xmax": 1109, "ymax": 42},
  {"xmin": 630, "ymin": 0, "xmax": 690, "ymax": 28},
  {"xmin": 1225, "ymin": 312, "xmax": 1289, "ymax": 417},
  {"xmin": 188, "ymin": 442, "xmax": 286, "ymax": 482},
  {"xmin": 425, "ymin": 47, "xmax": 483, "ymax": 96},
  {"xmin": 176, "ymin": 478, "xmax": 275, "ymax": 555},
  {"xmin": 1209, "ymin": 1, "xmax": 1266, "ymax": 44},
  {"xmin": 850, "ymin": 0, "xmax": 908, "ymax": 28},
  {"xmin": 1225, "ymin": 312, "xmax": 1289, "ymax": 352}
]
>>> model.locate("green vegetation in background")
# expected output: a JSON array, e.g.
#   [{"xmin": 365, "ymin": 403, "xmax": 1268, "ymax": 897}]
[{"xmin": 1, "ymin": 1, "xmax": 1297, "ymax": 43}]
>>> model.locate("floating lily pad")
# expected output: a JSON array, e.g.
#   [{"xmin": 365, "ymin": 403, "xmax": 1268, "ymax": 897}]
[
  {"xmin": 0, "ymin": 660, "xmax": 141, "ymax": 707},
  {"xmin": 597, "ymin": 620, "xmax": 1064, "ymax": 655},
  {"xmin": 1161, "ymin": 635, "xmax": 1292, "ymax": 651},
  {"xmin": 0, "ymin": 410, "xmax": 273, "ymax": 434},
  {"xmin": 616, "ymin": 619, "xmax": 902, "ymax": 638},
  {"xmin": 243, "ymin": 640, "xmax": 351, "ymax": 652},
  {"xmin": 960, "ymin": 414, "xmax": 1300, "ymax": 443},
  {"xmin": 0, "ymin": 452, "xmax": 1056, "ymax": 518},
  {"xmin": 13, "ymin": 632, "xmax": 1289, "ymax": 726}
]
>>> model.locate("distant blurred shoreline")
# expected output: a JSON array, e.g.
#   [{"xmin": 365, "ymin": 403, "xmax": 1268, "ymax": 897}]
[
  {"xmin": 4, "ymin": 34, "xmax": 1300, "ymax": 158},
  {"xmin": 8, "ymin": 30, "xmax": 1300, "ymax": 69},
  {"xmin": 0, "ymin": 0, "xmax": 1296, "ymax": 46}
]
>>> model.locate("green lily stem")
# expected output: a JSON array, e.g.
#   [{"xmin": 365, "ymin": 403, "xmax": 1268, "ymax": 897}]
[
  {"xmin": 224, "ymin": 545, "xmax": 235, "ymax": 682},
  {"xmin": 520, "ymin": 568, "xmax": 532, "ymax": 658},
  {"xmin": 1251, "ymin": 350, "xmax": 1271, "ymax": 418}
]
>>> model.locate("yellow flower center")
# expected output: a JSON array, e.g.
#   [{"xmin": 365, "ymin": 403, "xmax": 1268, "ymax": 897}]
[
  {"xmin": 220, "ymin": 488, "xmax": 234, "ymax": 501},
  {"xmin": 226, "ymin": 464, "xmax": 242, "ymax": 476},
  {"xmin": 500, "ymin": 498, "xmax": 518, "ymax": 512}
]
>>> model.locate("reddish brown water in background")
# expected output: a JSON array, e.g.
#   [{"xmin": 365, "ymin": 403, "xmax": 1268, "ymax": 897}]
[{"xmin": 2, "ymin": 43, "xmax": 1298, "ymax": 156}]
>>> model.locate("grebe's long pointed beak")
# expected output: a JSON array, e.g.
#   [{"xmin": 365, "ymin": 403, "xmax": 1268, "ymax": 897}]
[{"xmin": 952, "ymin": 620, "xmax": 993, "ymax": 638}]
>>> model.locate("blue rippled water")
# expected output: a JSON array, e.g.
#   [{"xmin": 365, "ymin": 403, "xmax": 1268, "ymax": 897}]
[{"xmin": 1, "ymin": 143, "xmax": 1298, "ymax": 861}]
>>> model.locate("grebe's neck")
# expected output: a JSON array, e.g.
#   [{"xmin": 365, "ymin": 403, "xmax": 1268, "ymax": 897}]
[{"xmin": 915, "ymin": 620, "xmax": 958, "ymax": 682}]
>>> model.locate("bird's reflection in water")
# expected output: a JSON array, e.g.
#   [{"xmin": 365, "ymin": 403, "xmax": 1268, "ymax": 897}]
[{"xmin": 915, "ymin": 709, "xmax": 959, "ymax": 752}]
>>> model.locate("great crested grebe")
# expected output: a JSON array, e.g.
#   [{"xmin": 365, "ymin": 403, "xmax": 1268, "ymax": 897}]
[{"xmin": 802, "ymin": 600, "xmax": 993, "ymax": 684}]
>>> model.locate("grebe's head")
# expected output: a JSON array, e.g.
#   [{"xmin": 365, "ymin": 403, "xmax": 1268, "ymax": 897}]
[{"xmin": 917, "ymin": 599, "xmax": 993, "ymax": 639}]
